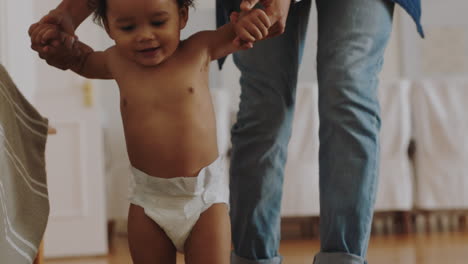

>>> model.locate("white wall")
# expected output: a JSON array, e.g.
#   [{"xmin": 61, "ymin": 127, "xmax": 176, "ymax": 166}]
[
  {"xmin": 0, "ymin": 0, "xmax": 38, "ymax": 102},
  {"xmin": 400, "ymin": 0, "xmax": 468, "ymax": 79},
  {"xmin": 0, "ymin": 0, "xmax": 6, "ymax": 64}
]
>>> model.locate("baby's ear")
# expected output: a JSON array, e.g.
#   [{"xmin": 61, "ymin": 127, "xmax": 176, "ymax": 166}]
[{"xmin": 179, "ymin": 6, "xmax": 189, "ymax": 29}]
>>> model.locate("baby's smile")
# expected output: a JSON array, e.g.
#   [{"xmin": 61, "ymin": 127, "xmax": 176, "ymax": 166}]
[{"xmin": 137, "ymin": 47, "xmax": 161, "ymax": 58}]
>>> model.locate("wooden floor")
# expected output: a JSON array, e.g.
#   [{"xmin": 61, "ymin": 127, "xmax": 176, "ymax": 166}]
[{"xmin": 45, "ymin": 231, "xmax": 468, "ymax": 264}]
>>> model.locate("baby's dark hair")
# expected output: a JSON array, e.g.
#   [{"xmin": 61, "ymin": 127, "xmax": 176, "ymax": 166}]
[{"xmin": 93, "ymin": 0, "xmax": 194, "ymax": 26}]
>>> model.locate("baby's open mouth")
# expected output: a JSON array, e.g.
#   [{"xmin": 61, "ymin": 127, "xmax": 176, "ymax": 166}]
[{"xmin": 139, "ymin": 47, "xmax": 159, "ymax": 53}]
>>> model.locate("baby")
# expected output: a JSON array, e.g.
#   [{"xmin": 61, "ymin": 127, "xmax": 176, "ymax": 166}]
[{"xmin": 30, "ymin": 0, "xmax": 271, "ymax": 263}]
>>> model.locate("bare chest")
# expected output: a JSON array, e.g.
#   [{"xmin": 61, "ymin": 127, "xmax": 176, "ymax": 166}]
[{"xmin": 115, "ymin": 59, "xmax": 211, "ymax": 114}]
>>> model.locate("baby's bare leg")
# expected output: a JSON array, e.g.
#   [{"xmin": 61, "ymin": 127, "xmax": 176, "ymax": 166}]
[
  {"xmin": 184, "ymin": 203, "xmax": 231, "ymax": 264},
  {"xmin": 127, "ymin": 203, "xmax": 176, "ymax": 264}
]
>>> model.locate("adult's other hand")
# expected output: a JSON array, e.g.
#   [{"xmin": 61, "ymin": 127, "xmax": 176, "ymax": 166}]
[{"xmin": 240, "ymin": 0, "xmax": 291, "ymax": 38}]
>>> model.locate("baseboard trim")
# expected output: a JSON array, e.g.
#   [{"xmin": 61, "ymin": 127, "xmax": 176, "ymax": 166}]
[{"xmin": 107, "ymin": 210, "xmax": 468, "ymax": 240}]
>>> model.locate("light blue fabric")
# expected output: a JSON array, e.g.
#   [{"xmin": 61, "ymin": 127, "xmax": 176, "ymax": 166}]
[
  {"xmin": 223, "ymin": 0, "xmax": 395, "ymax": 263},
  {"xmin": 216, "ymin": 0, "xmax": 423, "ymax": 69}
]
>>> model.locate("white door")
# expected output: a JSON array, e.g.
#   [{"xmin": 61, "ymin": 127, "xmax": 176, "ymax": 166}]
[
  {"xmin": 35, "ymin": 84, "xmax": 108, "ymax": 258},
  {"xmin": 31, "ymin": 1, "xmax": 108, "ymax": 257},
  {"xmin": 1, "ymin": 0, "xmax": 108, "ymax": 257}
]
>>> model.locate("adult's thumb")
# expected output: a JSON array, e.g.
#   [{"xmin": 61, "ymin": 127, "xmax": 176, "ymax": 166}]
[
  {"xmin": 41, "ymin": 11, "xmax": 75, "ymax": 35},
  {"xmin": 240, "ymin": 0, "xmax": 259, "ymax": 11}
]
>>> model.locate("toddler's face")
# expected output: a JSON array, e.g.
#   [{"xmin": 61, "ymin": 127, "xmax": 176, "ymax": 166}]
[{"xmin": 105, "ymin": 0, "xmax": 188, "ymax": 66}]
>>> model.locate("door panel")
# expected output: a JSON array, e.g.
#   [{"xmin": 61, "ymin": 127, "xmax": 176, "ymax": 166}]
[
  {"xmin": 32, "ymin": 2, "xmax": 109, "ymax": 255},
  {"xmin": 35, "ymin": 91, "xmax": 108, "ymax": 258},
  {"xmin": 1, "ymin": 0, "xmax": 108, "ymax": 257}
]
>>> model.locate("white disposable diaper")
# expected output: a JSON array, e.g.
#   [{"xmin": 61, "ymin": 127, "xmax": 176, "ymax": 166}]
[{"xmin": 128, "ymin": 156, "xmax": 229, "ymax": 252}]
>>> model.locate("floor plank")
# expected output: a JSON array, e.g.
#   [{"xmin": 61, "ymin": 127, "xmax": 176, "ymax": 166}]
[{"xmin": 45, "ymin": 231, "xmax": 468, "ymax": 263}]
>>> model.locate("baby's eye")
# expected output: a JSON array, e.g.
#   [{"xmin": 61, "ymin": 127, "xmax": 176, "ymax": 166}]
[
  {"xmin": 120, "ymin": 25, "xmax": 135, "ymax": 32},
  {"xmin": 151, "ymin": 21, "xmax": 166, "ymax": 27}
]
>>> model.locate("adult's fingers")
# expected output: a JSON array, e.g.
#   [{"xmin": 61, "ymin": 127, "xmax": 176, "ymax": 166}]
[
  {"xmin": 32, "ymin": 25, "xmax": 76, "ymax": 52},
  {"xmin": 30, "ymin": 43, "xmax": 44, "ymax": 53},
  {"xmin": 41, "ymin": 46, "xmax": 73, "ymax": 70},
  {"xmin": 63, "ymin": 33, "xmax": 77, "ymax": 50},
  {"xmin": 35, "ymin": 26, "xmax": 51, "ymax": 45},
  {"xmin": 29, "ymin": 24, "xmax": 58, "ymax": 48},
  {"xmin": 266, "ymin": 23, "xmax": 283, "ymax": 39},
  {"xmin": 264, "ymin": 0, "xmax": 290, "ymax": 38},
  {"xmin": 41, "ymin": 27, "xmax": 62, "ymax": 44}
]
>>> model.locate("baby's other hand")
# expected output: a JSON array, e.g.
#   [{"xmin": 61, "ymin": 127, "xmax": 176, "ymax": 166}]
[
  {"xmin": 232, "ymin": 9, "xmax": 271, "ymax": 44},
  {"xmin": 230, "ymin": 12, "xmax": 252, "ymax": 49}
]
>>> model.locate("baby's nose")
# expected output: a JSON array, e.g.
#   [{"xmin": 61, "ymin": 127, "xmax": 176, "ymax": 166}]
[{"xmin": 136, "ymin": 27, "xmax": 155, "ymax": 42}]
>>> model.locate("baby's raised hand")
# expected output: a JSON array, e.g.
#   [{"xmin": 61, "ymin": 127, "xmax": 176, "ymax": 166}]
[
  {"xmin": 231, "ymin": 9, "xmax": 271, "ymax": 48},
  {"xmin": 29, "ymin": 23, "xmax": 71, "ymax": 54},
  {"xmin": 29, "ymin": 23, "xmax": 90, "ymax": 71}
]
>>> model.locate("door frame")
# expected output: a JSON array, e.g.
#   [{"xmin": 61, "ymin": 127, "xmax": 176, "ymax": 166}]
[
  {"xmin": 0, "ymin": 0, "xmax": 37, "ymax": 102},
  {"xmin": 0, "ymin": 0, "xmax": 7, "ymax": 65}
]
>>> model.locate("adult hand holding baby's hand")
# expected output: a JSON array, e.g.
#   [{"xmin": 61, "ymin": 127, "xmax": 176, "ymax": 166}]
[
  {"xmin": 231, "ymin": 9, "xmax": 271, "ymax": 50},
  {"xmin": 240, "ymin": 0, "xmax": 290, "ymax": 38},
  {"xmin": 28, "ymin": 9, "xmax": 79, "ymax": 70}
]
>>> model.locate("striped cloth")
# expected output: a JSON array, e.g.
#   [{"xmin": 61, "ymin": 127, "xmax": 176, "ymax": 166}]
[{"xmin": 0, "ymin": 64, "xmax": 49, "ymax": 263}]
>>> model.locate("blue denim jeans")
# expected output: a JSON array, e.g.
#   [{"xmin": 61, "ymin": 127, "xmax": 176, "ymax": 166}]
[{"xmin": 228, "ymin": 0, "xmax": 394, "ymax": 263}]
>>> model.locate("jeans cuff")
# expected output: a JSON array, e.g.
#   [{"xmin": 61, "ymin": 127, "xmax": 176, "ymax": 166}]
[
  {"xmin": 231, "ymin": 252, "xmax": 283, "ymax": 264},
  {"xmin": 313, "ymin": 252, "xmax": 366, "ymax": 264}
]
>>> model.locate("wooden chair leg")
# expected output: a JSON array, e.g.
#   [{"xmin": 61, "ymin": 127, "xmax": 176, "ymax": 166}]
[{"xmin": 33, "ymin": 241, "xmax": 44, "ymax": 264}]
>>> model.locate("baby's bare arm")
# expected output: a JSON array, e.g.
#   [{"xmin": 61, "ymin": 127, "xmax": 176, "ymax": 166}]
[
  {"xmin": 198, "ymin": 23, "xmax": 240, "ymax": 61},
  {"xmin": 70, "ymin": 43, "xmax": 113, "ymax": 80},
  {"xmin": 233, "ymin": 9, "xmax": 271, "ymax": 43},
  {"xmin": 189, "ymin": 9, "xmax": 271, "ymax": 61},
  {"xmin": 32, "ymin": 23, "xmax": 112, "ymax": 79}
]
